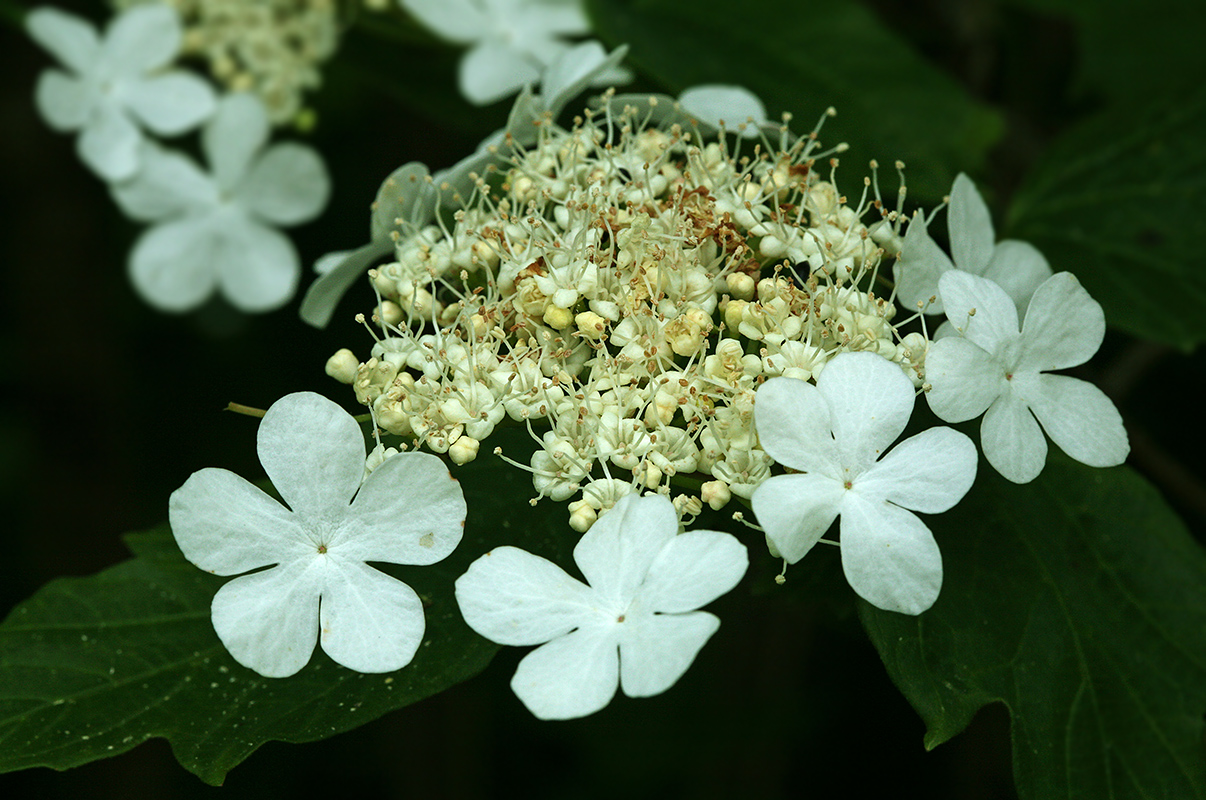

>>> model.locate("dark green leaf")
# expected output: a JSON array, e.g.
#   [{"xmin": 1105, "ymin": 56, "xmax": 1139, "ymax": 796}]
[
  {"xmin": 861, "ymin": 455, "xmax": 1206, "ymax": 800},
  {"xmin": 585, "ymin": 0, "xmax": 1002, "ymax": 201},
  {"xmin": 1008, "ymin": 87, "xmax": 1206, "ymax": 350},
  {"xmin": 1007, "ymin": 0, "xmax": 1206, "ymax": 102},
  {"xmin": 0, "ymin": 434, "xmax": 566, "ymax": 784}
]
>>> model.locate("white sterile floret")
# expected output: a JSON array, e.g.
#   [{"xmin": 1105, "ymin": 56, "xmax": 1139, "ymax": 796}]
[
  {"xmin": 678, "ymin": 85, "xmax": 769, "ymax": 139},
  {"xmin": 26, "ymin": 4, "xmax": 216, "ymax": 181},
  {"xmin": 455, "ymin": 493, "xmax": 748, "ymax": 719},
  {"xmin": 169, "ymin": 392, "xmax": 466, "ymax": 678},
  {"xmin": 751, "ymin": 352, "xmax": 977, "ymax": 615},
  {"xmin": 925, "ymin": 270, "xmax": 1129, "ymax": 484},
  {"xmin": 112, "ymin": 92, "xmax": 330, "ymax": 312},
  {"xmin": 399, "ymin": 0, "xmax": 590, "ymax": 105},
  {"xmin": 895, "ymin": 173, "xmax": 1052, "ymax": 316}
]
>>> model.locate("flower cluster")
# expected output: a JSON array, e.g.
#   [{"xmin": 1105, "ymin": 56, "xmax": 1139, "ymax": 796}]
[
  {"xmin": 332, "ymin": 99, "xmax": 928, "ymax": 532},
  {"xmin": 114, "ymin": 0, "xmax": 341, "ymax": 124}
]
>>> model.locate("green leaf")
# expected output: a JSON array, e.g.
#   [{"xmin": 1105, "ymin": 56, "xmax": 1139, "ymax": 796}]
[
  {"xmin": 860, "ymin": 455, "xmax": 1206, "ymax": 800},
  {"xmin": 1008, "ymin": 87, "xmax": 1206, "ymax": 350},
  {"xmin": 1007, "ymin": 0, "xmax": 1206, "ymax": 102},
  {"xmin": 585, "ymin": 0, "xmax": 1002, "ymax": 201},
  {"xmin": 0, "ymin": 436, "xmax": 565, "ymax": 784}
]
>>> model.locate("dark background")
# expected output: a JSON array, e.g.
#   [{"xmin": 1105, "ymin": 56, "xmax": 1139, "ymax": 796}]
[{"xmin": 1, "ymin": 1, "xmax": 1202, "ymax": 797}]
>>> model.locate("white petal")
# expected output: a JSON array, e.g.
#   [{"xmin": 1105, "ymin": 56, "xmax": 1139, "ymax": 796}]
[
  {"xmin": 256, "ymin": 392, "xmax": 365, "ymax": 519},
  {"xmin": 299, "ymin": 240, "xmax": 393, "ymax": 328},
  {"xmin": 948, "ymin": 173, "xmax": 995, "ymax": 275},
  {"xmin": 573, "ymin": 494, "xmax": 676, "ymax": 606},
  {"xmin": 639, "ymin": 531, "xmax": 748, "ymax": 613},
  {"xmin": 100, "ymin": 4, "xmax": 180, "ymax": 75},
  {"xmin": 372, "ymin": 162, "xmax": 435, "ymax": 241},
  {"xmin": 895, "ymin": 211, "xmax": 953, "ymax": 315},
  {"xmin": 460, "ymin": 41, "xmax": 541, "ymax": 105},
  {"xmin": 1017, "ymin": 272, "xmax": 1105, "ymax": 373},
  {"xmin": 343, "ymin": 452, "xmax": 466, "ymax": 565},
  {"xmin": 240, "ymin": 143, "xmax": 330, "ymax": 226},
  {"xmin": 26, "ymin": 7, "xmax": 100, "ymax": 73},
  {"xmin": 839, "ymin": 495, "xmax": 942, "ymax": 615},
  {"xmin": 34, "ymin": 70, "xmax": 92, "ymax": 130},
  {"xmin": 981, "ymin": 391, "xmax": 1047, "ymax": 483},
  {"xmin": 816, "ymin": 352, "xmax": 914, "ymax": 475},
  {"xmin": 78, "ymin": 103, "xmax": 142, "ymax": 181},
  {"xmin": 858, "ymin": 427, "xmax": 977, "ymax": 513},
  {"xmin": 128, "ymin": 216, "xmax": 219, "ymax": 312},
  {"xmin": 123, "ymin": 72, "xmax": 216, "ymax": 135},
  {"xmin": 204, "ymin": 94, "xmax": 269, "ymax": 194},
  {"xmin": 753, "ymin": 376, "xmax": 839, "ymax": 476},
  {"xmin": 455, "ymin": 546, "xmax": 598, "ymax": 646},
  {"xmin": 511, "ymin": 625, "xmax": 620, "ymax": 720},
  {"xmin": 982, "ymin": 240, "xmax": 1052, "ymax": 312},
  {"xmin": 619, "ymin": 611, "xmax": 719, "ymax": 697},
  {"xmin": 541, "ymin": 42, "xmax": 628, "ymax": 119},
  {"xmin": 399, "ymin": 0, "xmax": 488, "ymax": 42},
  {"xmin": 751, "ymin": 473, "xmax": 844, "ymax": 564},
  {"xmin": 213, "ymin": 214, "xmax": 300, "ymax": 312},
  {"xmin": 211, "ymin": 559, "xmax": 322, "ymax": 678},
  {"xmin": 679, "ymin": 85, "xmax": 768, "ymax": 137},
  {"xmin": 937, "ymin": 269, "xmax": 1019, "ymax": 353},
  {"xmin": 1015, "ymin": 373, "xmax": 1129, "ymax": 469},
  {"xmin": 924, "ymin": 336, "xmax": 1006, "ymax": 423},
  {"xmin": 111, "ymin": 145, "xmax": 216, "ymax": 222},
  {"xmin": 318, "ymin": 559, "xmax": 425, "ymax": 673},
  {"xmin": 169, "ymin": 467, "xmax": 310, "ymax": 574}
]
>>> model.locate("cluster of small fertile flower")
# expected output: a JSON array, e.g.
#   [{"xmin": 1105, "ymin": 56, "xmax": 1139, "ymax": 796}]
[
  {"xmin": 113, "ymin": 0, "xmax": 340, "ymax": 124},
  {"xmin": 332, "ymin": 101, "xmax": 930, "ymax": 532}
]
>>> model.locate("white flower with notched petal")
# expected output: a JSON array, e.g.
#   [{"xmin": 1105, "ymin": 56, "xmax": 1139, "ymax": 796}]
[
  {"xmin": 169, "ymin": 392, "xmax": 466, "ymax": 678},
  {"xmin": 26, "ymin": 5, "xmax": 216, "ymax": 181},
  {"xmin": 455, "ymin": 493, "xmax": 747, "ymax": 720},
  {"xmin": 400, "ymin": 0, "xmax": 590, "ymax": 105},
  {"xmin": 751, "ymin": 352, "xmax": 977, "ymax": 615},
  {"xmin": 113, "ymin": 93, "xmax": 330, "ymax": 313},
  {"xmin": 925, "ymin": 270, "xmax": 1129, "ymax": 484},
  {"xmin": 895, "ymin": 173, "xmax": 1051, "ymax": 316}
]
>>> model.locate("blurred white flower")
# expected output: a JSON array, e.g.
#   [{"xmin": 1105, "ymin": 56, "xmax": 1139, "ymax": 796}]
[
  {"xmin": 925, "ymin": 270, "xmax": 1129, "ymax": 484},
  {"xmin": 400, "ymin": 0, "xmax": 590, "ymax": 104},
  {"xmin": 170, "ymin": 392, "xmax": 466, "ymax": 678},
  {"xmin": 455, "ymin": 493, "xmax": 747, "ymax": 719},
  {"xmin": 895, "ymin": 173, "xmax": 1052, "ymax": 316},
  {"xmin": 26, "ymin": 4, "xmax": 216, "ymax": 181},
  {"xmin": 751, "ymin": 352, "xmax": 978, "ymax": 615},
  {"xmin": 112, "ymin": 93, "xmax": 330, "ymax": 312},
  {"xmin": 678, "ymin": 85, "xmax": 768, "ymax": 138}
]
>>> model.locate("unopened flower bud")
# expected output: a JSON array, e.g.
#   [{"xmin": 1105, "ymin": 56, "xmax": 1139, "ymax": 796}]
[
  {"xmin": 701, "ymin": 480, "xmax": 732, "ymax": 510},
  {"xmin": 325, "ymin": 349, "xmax": 359, "ymax": 384},
  {"xmin": 725, "ymin": 272, "xmax": 756, "ymax": 300},
  {"xmin": 568, "ymin": 499, "xmax": 597, "ymax": 532},
  {"xmin": 543, "ymin": 304, "xmax": 574, "ymax": 330},
  {"xmin": 575, "ymin": 310, "xmax": 608, "ymax": 339},
  {"xmin": 449, "ymin": 436, "xmax": 480, "ymax": 465}
]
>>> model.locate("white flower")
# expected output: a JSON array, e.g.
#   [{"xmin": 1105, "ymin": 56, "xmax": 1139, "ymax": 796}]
[
  {"xmin": 27, "ymin": 5, "xmax": 216, "ymax": 181},
  {"xmin": 751, "ymin": 352, "xmax": 977, "ymax": 615},
  {"xmin": 400, "ymin": 0, "xmax": 590, "ymax": 104},
  {"xmin": 455, "ymin": 493, "xmax": 747, "ymax": 719},
  {"xmin": 112, "ymin": 93, "xmax": 330, "ymax": 312},
  {"xmin": 505, "ymin": 41, "xmax": 630, "ymax": 143},
  {"xmin": 169, "ymin": 392, "xmax": 466, "ymax": 678},
  {"xmin": 895, "ymin": 173, "xmax": 1052, "ymax": 316},
  {"xmin": 678, "ymin": 85, "xmax": 768, "ymax": 138},
  {"xmin": 925, "ymin": 270, "xmax": 1129, "ymax": 484}
]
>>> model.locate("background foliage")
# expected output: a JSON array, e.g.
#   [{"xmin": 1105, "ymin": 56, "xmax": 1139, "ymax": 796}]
[{"xmin": 1, "ymin": 0, "xmax": 1204, "ymax": 797}]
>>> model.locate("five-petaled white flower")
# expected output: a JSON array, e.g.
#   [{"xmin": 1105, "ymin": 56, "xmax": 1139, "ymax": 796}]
[
  {"xmin": 169, "ymin": 392, "xmax": 466, "ymax": 678},
  {"xmin": 400, "ymin": 0, "xmax": 591, "ymax": 105},
  {"xmin": 455, "ymin": 493, "xmax": 747, "ymax": 719},
  {"xmin": 27, "ymin": 4, "xmax": 216, "ymax": 181},
  {"xmin": 112, "ymin": 92, "xmax": 330, "ymax": 312},
  {"xmin": 751, "ymin": 351, "xmax": 977, "ymax": 615},
  {"xmin": 924, "ymin": 270, "xmax": 1129, "ymax": 484},
  {"xmin": 895, "ymin": 173, "xmax": 1051, "ymax": 317}
]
